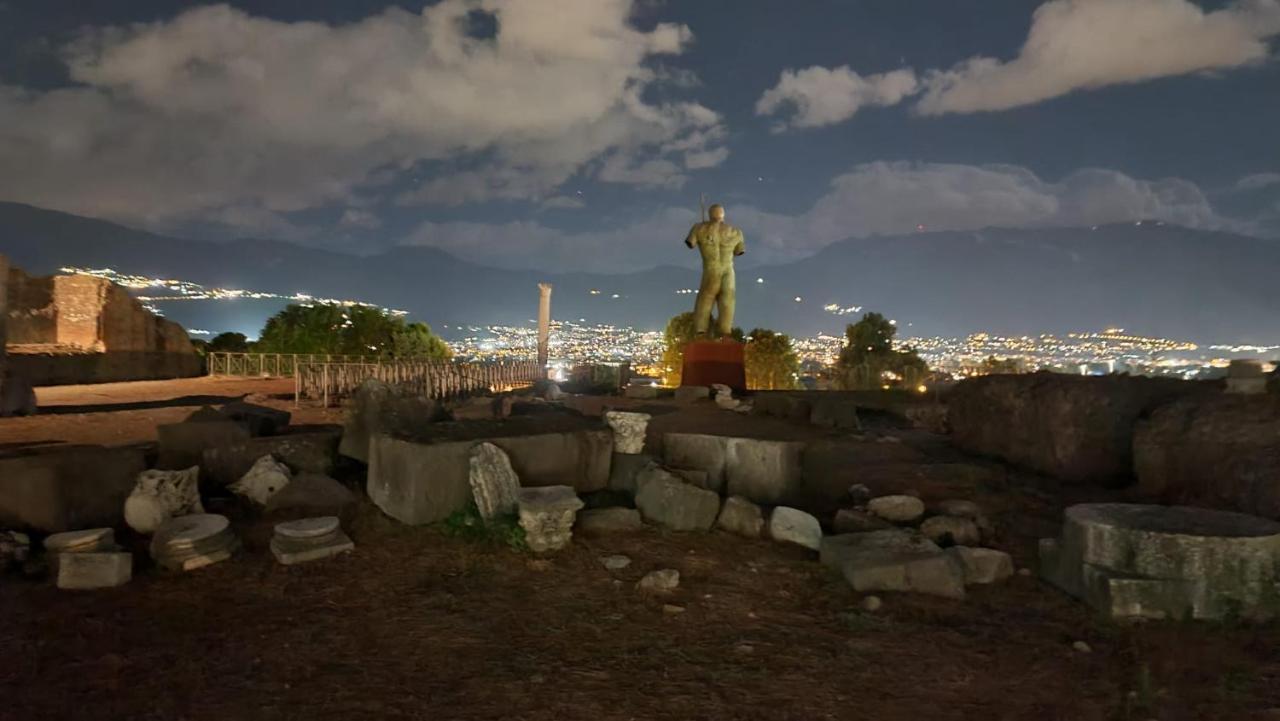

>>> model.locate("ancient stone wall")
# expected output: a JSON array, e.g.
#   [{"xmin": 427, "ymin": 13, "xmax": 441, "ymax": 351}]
[{"xmin": 4, "ymin": 264, "xmax": 199, "ymax": 385}]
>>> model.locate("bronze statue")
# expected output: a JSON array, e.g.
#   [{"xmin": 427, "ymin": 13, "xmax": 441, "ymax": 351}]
[{"xmin": 684, "ymin": 203, "xmax": 745, "ymax": 338}]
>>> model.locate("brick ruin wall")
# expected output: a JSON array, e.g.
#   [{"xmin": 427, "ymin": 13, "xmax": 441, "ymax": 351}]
[{"xmin": 4, "ymin": 261, "xmax": 201, "ymax": 385}]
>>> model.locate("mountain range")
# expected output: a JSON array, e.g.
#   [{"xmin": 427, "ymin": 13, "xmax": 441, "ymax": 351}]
[{"xmin": 0, "ymin": 201, "xmax": 1276, "ymax": 344}]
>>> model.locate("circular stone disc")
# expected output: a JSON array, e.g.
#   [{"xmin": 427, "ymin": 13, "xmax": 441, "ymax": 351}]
[
  {"xmin": 275, "ymin": 516, "xmax": 340, "ymax": 540},
  {"xmin": 44, "ymin": 527, "xmax": 113, "ymax": 551},
  {"xmin": 156, "ymin": 514, "xmax": 230, "ymax": 549}
]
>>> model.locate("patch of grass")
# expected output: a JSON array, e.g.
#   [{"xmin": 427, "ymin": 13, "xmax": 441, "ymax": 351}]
[{"xmin": 440, "ymin": 503, "xmax": 527, "ymax": 550}]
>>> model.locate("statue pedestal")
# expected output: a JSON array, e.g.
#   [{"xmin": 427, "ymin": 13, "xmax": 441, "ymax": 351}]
[{"xmin": 682, "ymin": 340, "xmax": 746, "ymax": 392}]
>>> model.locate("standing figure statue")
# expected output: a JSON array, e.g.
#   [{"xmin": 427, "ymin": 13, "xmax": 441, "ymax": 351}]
[{"xmin": 684, "ymin": 203, "xmax": 745, "ymax": 338}]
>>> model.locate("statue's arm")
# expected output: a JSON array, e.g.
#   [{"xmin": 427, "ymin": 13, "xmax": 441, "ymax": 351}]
[
  {"xmin": 733, "ymin": 229, "xmax": 745, "ymax": 256},
  {"xmin": 684, "ymin": 225, "xmax": 697, "ymax": 249}
]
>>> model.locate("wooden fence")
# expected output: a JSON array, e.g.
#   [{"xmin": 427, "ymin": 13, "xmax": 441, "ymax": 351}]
[
  {"xmin": 294, "ymin": 359, "xmax": 542, "ymax": 406},
  {"xmin": 208, "ymin": 352, "xmax": 386, "ymax": 378}
]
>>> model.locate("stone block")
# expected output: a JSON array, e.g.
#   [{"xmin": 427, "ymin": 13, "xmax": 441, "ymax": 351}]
[
  {"xmin": 945, "ymin": 547, "xmax": 1014, "ymax": 585},
  {"xmin": 468, "ymin": 442, "xmax": 521, "ymax": 521},
  {"xmin": 367, "ymin": 435, "xmax": 472, "ymax": 525},
  {"xmin": 603, "ymin": 411, "xmax": 651, "ymax": 454},
  {"xmin": 674, "ymin": 385, "xmax": 710, "ymax": 402},
  {"xmin": 635, "ymin": 471, "xmax": 720, "ymax": 531},
  {"xmin": 576, "ymin": 507, "xmax": 643, "ymax": 535},
  {"xmin": 662, "ymin": 433, "xmax": 728, "ymax": 492},
  {"xmin": 715, "ymin": 496, "xmax": 764, "ymax": 538},
  {"xmin": 270, "ymin": 518, "xmax": 354, "ymax": 565},
  {"xmin": 624, "ymin": 385, "xmax": 659, "ymax": 400},
  {"xmin": 725, "ymin": 438, "xmax": 805, "ymax": 504},
  {"xmin": 842, "ymin": 550, "xmax": 966, "ymax": 600},
  {"xmin": 157, "ymin": 420, "xmax": 251, "ymax": 470},
  {"xmin": 220, "ymin": 401, "xmax": 291, "ymax": 437},
  {"xmin": 491, "ymin": 430, "xmax": 612, "ymax": 493},
  {"xmin": 339, "ymin": 380, "xmax": 449, "ymax": 463},
  {"xmin": 819, "ymin": 529, "xmax": 941, "ymax": 570},
  {"xmin": 750, "ymin": 393, "xmax": 812, "ymax": 422},
  {"xmin": 0, "ymin": 445, "xmax": 147, "ymax": 532},
  {"xmin": 607, "ymin": 452, "xmax": 658, "ymax": 495},
  {"xmin": 264, "ymin": 473, "xmax": 358, "ymax": 523},
  {"xmin": 768, "ymin": 507, "xmax": 822, "ymax": 550},
  {"xmin": 920, "ymin": 515, "xmax": 981, "ymax": 547},
  {"xmin": 200, "ymin": 428, "xmax": 341, "ymax": 487},
  {"xmin": 867, "ymin": 495, "xmax": 925, "ymax": 523},
  {"xmin": 56, "ymin": 551, "xmax": 132, "ymax": 590},
  {"xmin": 1040, "ymin": 503, "xmax": 1280, "ymax": 620},
  {"xmin": 833, "ymin": 509, "xmax": 892, "ymax": 534}
]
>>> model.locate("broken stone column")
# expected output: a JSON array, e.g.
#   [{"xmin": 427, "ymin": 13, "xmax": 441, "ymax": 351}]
[
  {"xmin": 150, "ymin": 514, "xmax": 239, "ymax": 572},
  {"xmin": 537, "ymin": 283, "xmax": 552, "ymax": 374},
  {"xmin": 1040, "ymin": 503, "xmax": 1280, "ymax": 620},
  {"xmin": 468, "ymin": 442, "xmax": 520, "ymax": 521},
  {"xmin": 604, "ymin": 411, "xmax": 650, "ymax": 454},
  {"xmin": 229, "ymin": 455, "xmax": 292, "ymax": 505},
  {"xmin": 270, "ymin": 516, "xmax": 354, "ymax": 565},
  {"xmin": 516, "ymin": 485, "xmax": 582, "ymax": 552},
  {"xmin": 123, "ymin": 467, "xmax": 204, "ymax": 534}
]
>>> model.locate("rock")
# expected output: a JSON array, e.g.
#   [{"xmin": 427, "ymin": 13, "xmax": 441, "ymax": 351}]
[
  {"xmin": 920, "ymin": 515, "xmax": 981, "ymax": 547},
  {"xmin": 600, "ymin": 554, "xmax": 632, "ymax": 570},
  {"xmin": 1135, "ymin": 395, "xmax": 1280, "ymax": 518},
  {"xmin": 934, "ymin": 499, "xmax": 982, "ymax": 518},
  {"xmin": 671, "ymin": 468, "xmax": 711, "ymax": 489},
  {"xmin": 715, "ymin": 394, "xmax": 741, "ymax": 411},
  {"xmin": 948, "ymin": 374, "xmax": 1204, "ymax": 485},
  {"xmin": 229, "ymin": 455, "xmax": 291, "ymax": 505},
  {"xmin": 339, "ymin": 379, "xmax": 450, "ymax": 463},
  {"xmin": 662, "ymin": 434, "xmax": 729, "ymax": 493},
  {"xmin": 577, "ymin": 507, "xmax": 643, "ymax": 535},
  {"xmin": 674, "ymin": 385, "xmax": 710, "ymax": 402},
  {"xmin": 860, "ymin": 595, "xmax": 883, "ymax": 612},
  {"xmin": 150, "ymin": 514, "xmax": 240, "ymax": 572},
  {"xmin": 751, "ymin": 393, "xmax": 813, "ymax": 422},
  {"xmin": 270, "ymin": 516, "xmax": 354, "ymax": 565},
  {"xmin": 662, "ymin": 604, "xmax": 685, "ymax": 615},
  {"xmin": 634, "ymin": 470, "xmax": 721, "ymax": 532},
  {"xmin": 56, "ymin": 552, "xmax": 132, "ymax": 590},
  {"xmin": 715, "ymin": 496, "xmax": 765, "ymax": 538},
  {"xmin": 516, "ymin": 486, "xmax": 584, "ymax": 552},
  {"xmin": 711, "ymin": 383, "xmax": 733, "ymax": 398},
  {"xmin": 725, "ymin": 439, "xmax": 805, "ymax": 504},
  {"xmin": 0, "ymin": 530, "xmax": 31, "ymax": 570},
  {"xmin": 1040, "ymin": 503, "xmax": 1280, "ymax": 620},
  {"xmin": 624, "ymin": 384, "xmax": 659, "ymax": 400},
  {"xmin": 541, "ymin": 382, "xmax": 565, "ymax": 401},
  {"xmin": 201, "ymin": 429, "xmax": 341, "ymax": 487},
  {"xmin": 468, "ymin": 442, "xmax": 521, "ymax": 521},
  {"xmin": 263, "ymin": 473, "xmax": 357, "ymax": 523},
  {"xmin": 946, "ymin": 547, "xmax": 1014, "ymax": 585},
  {"xmin": 842, "ymin": 549, "xmax": 966, "ymax": 600},
  {"xmin": 820, "ymin": 529, "xmax": 942, "ymax": 570},
  {"xmin": 219, "ymin": 402, "xmax": 291, "ymax": 437},
  {"xmin": 608, "ymin": 453, "xmax": 658, "ymax": 495},
  {"xmin": 768, "ymin": 507, "xmax": 822, "ymax": 550},
  {"xmin": 847, "ymin": 484, "xmax": 873, "ymax": 504},
  {"xmin": 157, "ymin": 419, "xmax": 251, "ymax": 470},
  {"xmin": 1072, "ymin": 641, "xmax": 1092, "ymax": 654},
  {"xmin": 809, "ymin": 396, "xmax": 861, "ymax": 430},
  {"xmin": 124, "ymin": 467, "xmax": 204, "ymax": 534},
  {"xmin": 0, "ymin": 445, "xmax": 147, "ymax": 533},
  {"xmin": 637, "ymin": 568, "xmax": 680, "ymax": 593},
  {"xmin": 833, "ymin": 509, "xmax": 893, "ymax": 534},
  {"xmin": 604, "ymin": 411, "xmax": 650, "ymax": 454},
  {"xmin": 44, "ymin": 527, "xmax": 115, "ymax": 554},
  {"xmin": 867, "ymin": 495, "xmax": 925, "ymax": 523},
  {"xmin": 184, "ymin": 406, "xmax": 230, "ymax": 423}
]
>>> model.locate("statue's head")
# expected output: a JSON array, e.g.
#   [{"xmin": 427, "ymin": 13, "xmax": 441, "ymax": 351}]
[{"xmin": 708, "ymin": 203, "xmax": 725, "ymax": 222}]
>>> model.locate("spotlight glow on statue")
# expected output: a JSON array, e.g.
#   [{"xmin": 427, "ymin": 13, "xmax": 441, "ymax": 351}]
[{"xmin": 683, "ymin": 203, "xmax": 745, "ymax": 338}]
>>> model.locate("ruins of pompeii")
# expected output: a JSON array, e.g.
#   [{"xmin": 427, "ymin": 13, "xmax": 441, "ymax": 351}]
[{"xmin": 3, "ymin": 251, "xmax": 1280, "ymax": 720}]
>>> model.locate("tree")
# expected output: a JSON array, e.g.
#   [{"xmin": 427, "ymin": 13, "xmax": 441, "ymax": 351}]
[
  {"xmin": 207, "ymin": 331, "xmax": 249, "ymax": 353},
  {"xmin": 979, "ymin": 356, "xmax": 1023, "ymax": 375},
  {"xmin": 255, "ymin": 303, "xmax": 451, "ymax": 358},
  {"xmin": 660, "ymin": 312, "xmax": 743, "ymax": 386},
  {"xmin": 744, "ymin": 328, "xmax": 800, "ymax": 390},
  {"xmin": 835, "ymin": 311, "xmax": 929, "ymax": 390}
]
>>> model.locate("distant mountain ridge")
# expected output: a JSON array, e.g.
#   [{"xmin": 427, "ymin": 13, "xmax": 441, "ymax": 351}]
[{"xmin": 0, "ymin": 201, "xmax": 1277, "ymax": 344}]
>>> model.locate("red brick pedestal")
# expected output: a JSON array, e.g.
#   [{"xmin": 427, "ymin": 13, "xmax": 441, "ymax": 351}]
[{"xmin": 681, "ymin": 340, "xmax": 746, "ymax": 392}]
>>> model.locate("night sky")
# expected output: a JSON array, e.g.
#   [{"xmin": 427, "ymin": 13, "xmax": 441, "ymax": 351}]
[{"xmin": 1, "ymin": 0, "xmax": 1278, "ymax": 273}]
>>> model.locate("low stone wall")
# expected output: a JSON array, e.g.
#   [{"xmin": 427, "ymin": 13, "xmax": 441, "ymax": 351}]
[
  {"xmin": 1135, "ymin": 395, "xmax": 1280, "ymax": 519},
  {"xmin": 7, "ymin": 349, "xmax": 203, "ymax": 386},
  {"xmin": 948, "ymin": 374, "xmax": 1206, "ymax": 486},
  {"xmin": 0, "ymin": 444, "xmax": 148, "ymax": 532}
]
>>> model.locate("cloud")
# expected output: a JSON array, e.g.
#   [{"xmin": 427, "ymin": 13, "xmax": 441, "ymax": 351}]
[
  {"xmin": 541, "ymin": 195, "xmax": 586, "ymax": 210},
  {"xmin": 399, "ymin": 161, "xmax": 1250, "ymax": 272},
  {"xmin": 917, "ymin": 0, "xmax": 1280, "ymax": 115},
  {"xmin": 755, "ymin": 66, "xmax": 918, "ymax": 129},
  {"xmin": 1237, "ymin": 172, "xmax": 1280, "ymax": 190},
  {"xmin": 339, "ymin": 208, "xmax": 383, "ymax": 230},
  {"xmin": 0, "ymin": 1, "xmax": 726, "ymax": 233}
]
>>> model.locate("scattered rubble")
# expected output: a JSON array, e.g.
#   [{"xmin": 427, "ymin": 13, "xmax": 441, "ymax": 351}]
[{"xmin": 637, "ymin": 568, "xmax": 680, "ymax": 593}]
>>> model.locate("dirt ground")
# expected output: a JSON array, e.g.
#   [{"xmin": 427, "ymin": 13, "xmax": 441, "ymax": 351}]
[{"xmin": 2, "ymin": 380, "xmax": 1280, "ymax": 720}]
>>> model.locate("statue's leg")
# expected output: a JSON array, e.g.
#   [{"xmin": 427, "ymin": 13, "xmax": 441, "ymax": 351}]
[
  {"xmin": 715, "ymin": 270, "xmax": 736, "ymax": 337},
  {"xmin": 693, "ymin": 271, "xmax": 721, "ymax": 336}
]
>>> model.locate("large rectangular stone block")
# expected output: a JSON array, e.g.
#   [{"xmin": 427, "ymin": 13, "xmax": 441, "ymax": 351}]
[
  {"xmin": 56, "ymin": 551, "xmax": 133, "ymax": 590},
  {"xmin": 662, "ymin": 433, "xmax": 728, "ymax": 491},
  {"xmin": 490, "ymin": 431, "xmax": 612, "ymax": 493},
  {"xmin": 157, "ymin": 420, "xmax": 250, "ymax": 470},
  {"xmin": 201, "ymin": 428, "xmax": 341, "ymax": 486},
  {"xmin": 367, "ymin": 435, "xmax": 473, "ymax": 525},
  {"xmin": 0, "ymin": 445, "xmax": 147, "ymax": 532},
  {"xmin": 725, "ymin": 438, "xmax": 804, "ymax": 504}
]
